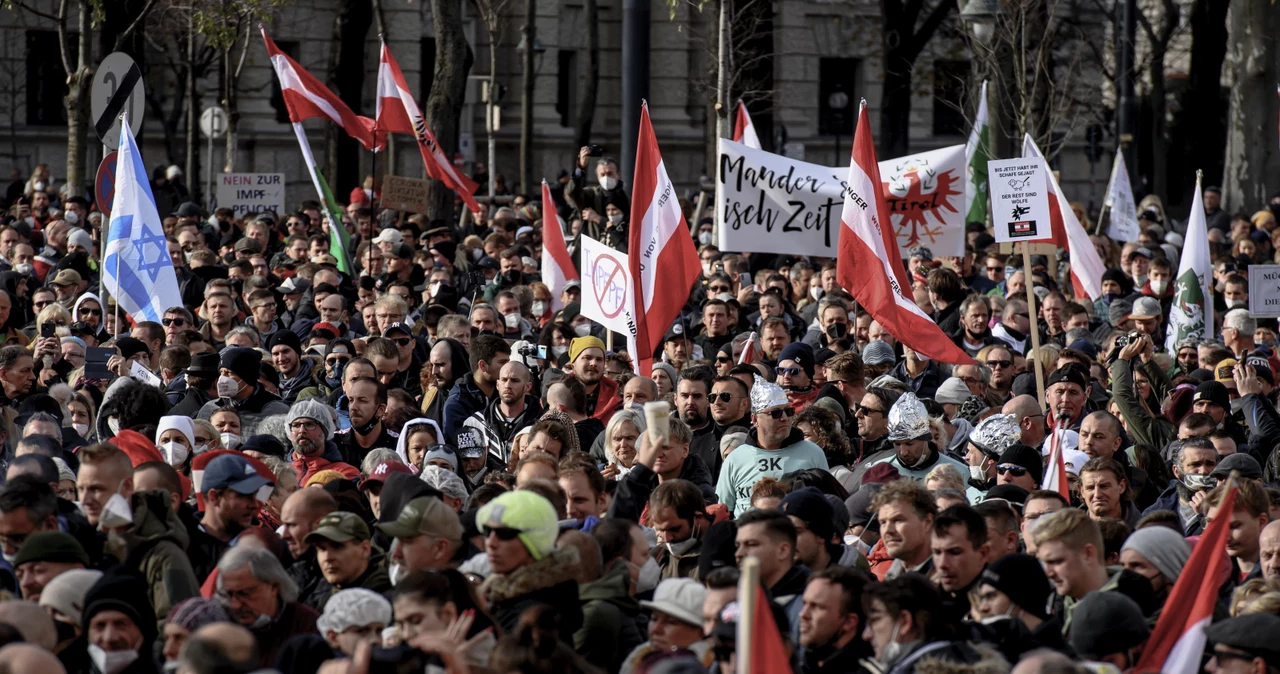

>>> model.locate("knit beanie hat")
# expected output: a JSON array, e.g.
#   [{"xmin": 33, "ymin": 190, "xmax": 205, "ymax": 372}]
[
  {"xmin": 1120, "ymin": 526, "xmax": 1191, "ymax": 582},
  {"xmin": 38, "ymin": 569, "xmax": 102, "ymax": 626},
  {"xmin": 220, "ymin": 347, "xmax": 262, "ymax": 384},
  {"xmin": 288, "ymin": 399, "xmax": 336, "ymax": 440},
  {"xmin": 980, "ymin": 553, "xmax": 1051, "ymax": 619},
  {"xmin": 569, "ymin": 336, "xmax": 606, "ymax": 363},
  {"xmin": 167, "ymin": 598, "xmax": 231, "ymax": 632},
  {"xmin": 778, "ymin": 342, "xmax": 816, "ymax": 378},
  {"xmin": 82, "ymin": 567, "xmax": 156, "ymax": 641},
  {"xmin": 11, "ymin": 531, "xmax": 90, "ymax": 568},
  {"xmin": 268, "ymin": 330, "xmax": 302, "ymax": 356}
]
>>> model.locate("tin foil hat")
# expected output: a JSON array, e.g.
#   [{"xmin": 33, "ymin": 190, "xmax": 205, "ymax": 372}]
[
  {"xmin": 968, "ymin": 413, "xmax": 1022, "ymax": 457},
  {"xmin": 750, "ymin": 375, "xmax": 789, "ymax": 413},
  {"xmin": 886, "ymin": 392, "xmax": 930, "ymax": 442}
]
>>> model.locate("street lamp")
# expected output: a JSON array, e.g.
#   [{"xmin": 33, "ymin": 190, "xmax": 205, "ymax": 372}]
[{"xmin": 959, "ymin": 0, "xmax": 1001, "ymax": 45}]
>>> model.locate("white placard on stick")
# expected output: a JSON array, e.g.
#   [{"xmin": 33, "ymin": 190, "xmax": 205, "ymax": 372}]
[
  {"xmin": 1249, "ymin": 264, "xmax": 1280, "ymax": 318},
  {"xmin": 988, "ymin": 158, "xmax": 1052, "ymax": 243},
  {"xmin": 216, "ymin": 173, "xmax": 286, "ymax": 218},
  {"xmin": 579, "ymin": 235, "xmax": 636, "ymax": 338}
]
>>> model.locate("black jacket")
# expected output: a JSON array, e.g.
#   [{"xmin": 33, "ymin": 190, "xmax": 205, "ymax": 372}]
[
  {"xmin": 688, "ymin": 421, "xmax": 724, "ymax": 481},
  {"xmin": 608, "ymin": 457, "xmax": 719, "ymax": 524}
]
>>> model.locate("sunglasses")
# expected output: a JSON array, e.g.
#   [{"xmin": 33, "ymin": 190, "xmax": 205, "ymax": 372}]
[
  {"xmin": 766, "ymin": 407, "xmax": 796, "ymax": 420},
  {"xmin": 775, "ymin": 366, "xmax": 802, "ymax": 377},
  {"xmin": 996, "ymin": 464, "xmax": 1028, "ymax": 477},
  {"xmin": 854, "ymin": 404, "xmax": 885, "ymax": 416},
  {"xmin": 709, "ymin": 392, "xmax": 735, "ymax": 404},
  {"xmin": 487, "ymin": 527, "xmax": 523, "ymax": 541},
  {"xmin": 162, "ymin": 317, "xmax": 187, "ymax": 327},
  {"xmin": 393, "ymin": 337, "xmax": 413, "ymax": 347},
  {"xmin": 79, "ymin": 308, "xmax": 102, "ymax": 316},
  {"xmin": 708, "ymin": 285, "xmax": 732, "ymax": 294},
  {"xmin": 715, "ymin": 356, "xmax": 732, "ymax": 364},
  {"xmin": 986, "ymin": 359, "xmax": 1013, "ymax": 368},
  {"xmin": 326, "ymin": 357, "xmax": 350, "ymax": 366}
]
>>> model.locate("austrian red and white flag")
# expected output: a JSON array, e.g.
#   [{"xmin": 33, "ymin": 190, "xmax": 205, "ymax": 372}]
[
  {"xmin": 733, "ymin": 101, "xmax": 762, "ymax": 150},
  {"xmin": 261, "ymin": 29, "xmax": 375, "ymax": 150},
  {"xmin": 738, "ymin": 331, "xmax": 759, "ymax": 364},
  {"xmin": 1022, "ymin": 135, "xmax": 1106, "ymax": 300},
  {"xmin": 541, "ymin": 181, "xmax": 577, "ymax": 312},
  {"xmin": 836, "ymin": 103, "xmax": 974, "ymax": 365},
  {"xmin": 1133, "ymin": 483, "xmax": 1238, "ymax": 674},
  {"xmin": 374, "ymin": 40, "xmax": 482, "ymax": 215},
  {"xmin": 1042, "ymin": 429, "xmax": 1071, "ymax": 501},
  {"xmin": 628, "ymin": 102, "xmax": 701, "ymax": 375}
]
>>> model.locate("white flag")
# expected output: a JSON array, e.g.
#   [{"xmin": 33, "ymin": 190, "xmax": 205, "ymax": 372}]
[
  {"xmin": 1104, "ymin": 149, "xmax": 1140, "ymax": 242},
  {"xmin": 1166, "ymin": 173, "xmax": 1212, "ymax": 353}
]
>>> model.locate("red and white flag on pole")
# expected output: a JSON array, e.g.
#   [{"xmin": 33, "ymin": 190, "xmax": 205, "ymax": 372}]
[
  {"xmin": 1132, "ymin": 482, "xmax": 1238, "ymax": 674},
  {"xmin": 738, "ymin": 331, "xmax": 758, "ymax": 364},
  {"xmin": 541, "ymin": 181, "xmax": 577, "ymax": 312},
  {"xmin": 835, "ymin": 102, "xmax": 974, "ymax": 365},
  {"xmin": 628, "ymin": 102, "xmax": 701, "ymax": 375},
  {"xmin": 1022, "ymin": 135, "xmax": 1106, "ymax": 300},
  {"xmin": 374, "ymin": 39, "xmax": 482, "ymax": 216},
  {"xmin": 733, "ymin": 101, "xmax": 762, "ymax": 150},
  {"xmin": 261, "ymin": 28, "xmax": 375, "ymax": 149},
  {"xmin": 1042, "ymin": 429, "xmax": 1071, "ymax": 501}
]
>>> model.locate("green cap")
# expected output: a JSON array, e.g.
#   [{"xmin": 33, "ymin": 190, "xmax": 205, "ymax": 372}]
[
  {"xmin": 304, "ymin": 512, "xmax": 370, "ymax": 544},
  {"xmin": 375, "ymin": 496, "xmax": 463, "ymax": 543},
  {"xmin": 476, "ymin": 490, "xmax": 558, "ymax": 561},
  {"xmin": 12, "ymin": 531, "xmax": 90, "ymax": 568}
]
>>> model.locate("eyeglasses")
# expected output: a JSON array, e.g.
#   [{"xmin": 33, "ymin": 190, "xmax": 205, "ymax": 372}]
[
  {"xmin": 1211, "ymin": 649, "xmax": 1262, "ymax": 666},
  {"xmin": 766, "ymin": 407, "xmax": 796, "ymax": 420},
  {"xmin": 290, "ymin": 419, "xmax": 319, "ymax": 432},
  {"xmin": 486, "ymin": 527, "xmax": 523, "ymax": 541},
  {"xmin": 709, "ymin": 392, "xmax": 736, "ymax": 404},
  {"xmin": 997, "ymin": 464, "xmax": 1028, "ymax": 477},
  {"xmin": 775, "ymin": 366, "xmax": 802, "ymax": 377},
  {"xmin": 393, "ymin": 337, "xmax": 413, "ymax": 347},
  {"xmin": 78, "ymin": 308, "xmax": 102, "ymax": 316},
  {"xmin": 326, "ymin": 357, "xmax": 351, "ymax": 366},
  {"xmin": 32, "ymin": 300, "xmax": 51, "ymax": 309},
  {"xmin": 854, "ymin": 404, "xmax": 885, "ymax": 416},
  {"xmin": 708, "ymin": 285, "xmax": 732, "ymax": 294},
  {"xmin": 959, "ymin": 377, "xmax": 981, "ymax": 385},
  {"xmin": 1015, "ymin": 313, "xmax": 1029, "ymax": 319},
  {"xmin": 986, "ymin": 359, "xmax": 1013, "ymax": 368}
]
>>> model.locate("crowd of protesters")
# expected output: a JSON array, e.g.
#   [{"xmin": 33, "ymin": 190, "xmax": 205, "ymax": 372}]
[{"xmin": 0, "ymin": 155, "xmax": 1277, "ymax": 674}]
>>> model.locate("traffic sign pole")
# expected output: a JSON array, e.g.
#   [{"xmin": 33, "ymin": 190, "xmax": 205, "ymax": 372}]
[
  {"xmin": 206, "ymin": 132, "xmax": 214, "ymax": 211},
  {"xmin": 200, "ymin": 107, "xmax": 228, "ymax": 211}
]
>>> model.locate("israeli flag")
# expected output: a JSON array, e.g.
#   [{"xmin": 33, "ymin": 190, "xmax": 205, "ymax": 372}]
[{"xmin": 103, "ymin": 113, "xmax": 183, "ymax": 324}]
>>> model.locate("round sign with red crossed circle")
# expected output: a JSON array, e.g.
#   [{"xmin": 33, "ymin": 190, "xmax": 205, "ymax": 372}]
[
  {"xmin": 590, "ymin": 252, "xmax": 629, "ymax": 320},
  {"xmin": 95, "ymin": 151, "xmax": 119, "ymax": 220}
]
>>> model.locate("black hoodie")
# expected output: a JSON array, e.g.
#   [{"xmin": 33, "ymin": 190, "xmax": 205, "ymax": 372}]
[{"xmin": 422, "ymin": 337, "xmax": 471, "ymax": 427}]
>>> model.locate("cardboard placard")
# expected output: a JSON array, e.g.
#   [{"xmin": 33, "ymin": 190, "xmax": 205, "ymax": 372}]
[
  {"xmin": 216, "ymin": 173, "xmax": 285, "ymax": 218},
  {"xmin": 988, "ymin": 158, "xmax": 1051, "ymax": 243},
  {"xmin": 1249, "ymin": 264, "xmax": 1280, "ymax": 318},
  {"xmin": 382, "ymin": 175, "xmax": 431, "ymax": 213},
  {"xmin": 578, "ymin": 235, "xmax": 636, "ymax": 338}
]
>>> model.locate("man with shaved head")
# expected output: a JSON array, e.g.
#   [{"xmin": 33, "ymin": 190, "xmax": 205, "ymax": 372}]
[
  {"xmin": 1002, "ymin": 395, "xmax": 1046, "ymax": 450},
  {"xmin": 471, "ymin": 360, "xmax": 544, "ymax": 462},
  {"xmin": 178, "ymin": 622, "xmax": 260, "ymax": 673},
  {"xmin": 622, "ymin": 375, "xmax": 659, "ymax": 407},
  {"xmin": 0, "ymin": 643, "xmax": 65, "ymax": 674},
  {"xmin": 280, "ymin": 489, "xmax": 338, "ymax": 603}
]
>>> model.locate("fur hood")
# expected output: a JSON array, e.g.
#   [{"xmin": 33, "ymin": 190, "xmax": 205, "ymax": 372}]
[
  {"xmin": 911, "ymin": 643, "xmax": 1010, "ymax": 674},
  {"xmin": 482, "ymin": 546, "xmax": 582, "ymax": 604}
]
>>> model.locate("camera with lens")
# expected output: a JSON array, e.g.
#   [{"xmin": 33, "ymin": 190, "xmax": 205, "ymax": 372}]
[{"xmin": 1106, "ymin": 331, "xmax": 1144, "ymax": 365}]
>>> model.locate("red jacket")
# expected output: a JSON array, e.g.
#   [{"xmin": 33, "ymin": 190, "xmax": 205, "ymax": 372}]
[
  {"xmin": 291, "ymin": 454, "xmax": 361, "ymax": 486},
  {"xmin": 867, "ymin": 539, "xmax": 895, "ymax": 580},
  {"xmin": 591, "ymin": 374, "xmax": 622, "ymax": 426}
]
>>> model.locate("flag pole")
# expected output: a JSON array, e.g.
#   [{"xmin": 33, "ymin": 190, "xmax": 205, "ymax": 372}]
[
  {"xmin": 1021, "ymin": 241, "xmax": 1046, "ymax": 408},
  {"xmin": 736, "ymin": 556, "xmax": 760, "ymax": 674}
]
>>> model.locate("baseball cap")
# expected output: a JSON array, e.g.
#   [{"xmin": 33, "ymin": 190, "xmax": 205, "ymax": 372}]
[
  {"xmin": 373, "ymin": 229, "xmax": 403, "ymax": 245},
  {"xmin": 201, "ymin": 454, "xmax": 272, "ymax": 495},
  {"xmin": 456, "ymin": 428, "xmax": 486, "ymax": 460},
  {"xmin": 639, "ymin": 579, "xmax": 707, "ymax": 629},
  {"xmin": 1130, "ymin": 297, "xmax": 1162, "ymax": 320},
  {"xmin": 388, "ymin": 242, "xmax": 414, "ymax": 260},
  {"xmin": 360, "ymin": 461, "xmax": 417, "ymax": 491},
  {"xmin": 279, "ymin": 277, "xmax": 310, "ymax": 295},
  {"xmin": 382, "ymin": 322, "xmax": 412, "ymax": 338},
  {"xmin": 305, "ymin": 512, "xmax": 371, "ymax": 544},
  {"xmin": 50, "ymin": 269, "xmax": 82, "ymax": 287},
  {"xmin": 376, "ymin": 496, "xmax": 463, "ymax": 543},
  {"xmin": 1215, "ymin": 358, "xmax": 1238, "ymax": 386}
]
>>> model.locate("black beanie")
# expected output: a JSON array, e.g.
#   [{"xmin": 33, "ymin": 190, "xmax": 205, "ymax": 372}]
[
  {"xmin": 82, "ymin": 566, "xmax": 156, "ymax": 641},
  {"xmin": 220, "ymin": 347, "xmax": 262, "ymax": 383},
  {"xmin": 697, "ymin": 520, "xmax": 739, "ymax": 580},
  {"xmin": 998, "ymin": 444, "xmax": 1044, "ymax": 485},
  {"xmin": 980, "ymin": 553, "xmax": 1051, "ymax": 619},
  {"xmin": 779, "ymin": 342, "xmax": 816, "ymax": 378},
  {"xmin": 268, "ymin": 330, "xmax": 302, "ymax": 357}
]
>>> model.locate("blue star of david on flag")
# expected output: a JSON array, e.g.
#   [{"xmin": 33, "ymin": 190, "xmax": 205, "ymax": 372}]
[{"xmin": 102, "ymin": 112, "xmax": 183, "ymax": 324}]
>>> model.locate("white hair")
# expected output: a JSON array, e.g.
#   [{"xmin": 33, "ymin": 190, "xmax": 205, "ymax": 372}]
[
  {"xmin": 217, "ymin": 546, "xmax": 298, "ymax": 603},
  {"xmin": 1224, "ymin": 308, "xmax": 1257, "ymax": 335}
]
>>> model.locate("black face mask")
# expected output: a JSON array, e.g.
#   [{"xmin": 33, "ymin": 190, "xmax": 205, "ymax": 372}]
[
  {"xmin": 502, "ymin": 269, "xmax": 521, "ymax": 285},
  {"xmin": 826, "ymin": 322, "xmax": 848, "ymax": 339},
  {"xmin": 54, "ymin": 619, "xmax": 77, "ymax": 644}
]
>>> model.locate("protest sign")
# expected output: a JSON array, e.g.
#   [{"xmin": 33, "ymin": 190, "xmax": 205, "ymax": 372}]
[
  {"xmin": 716, "ymin": 139, "xmax": 966, "ymax": 257},
  {"xmin": 579, "ymin": 235, "xmax": 636, "ymax": 338},
  {"xmin": 1249, "ymin": 264, "xmax": 1280, "ymax": 318},
  {"xmin": 987, "ymin": 158, "xmax": 1051, "ymax": 243},
  {"xmin": 381, "ymin": 174, "xmax": 431, "ymax": 213},
  {"xmin": 216, "ymin": 173, "xmax": 285, "ymax": 218}
]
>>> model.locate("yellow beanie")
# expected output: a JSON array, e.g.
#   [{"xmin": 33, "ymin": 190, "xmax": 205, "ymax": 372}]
[
  {"xmin": 569, "ymin": 335, "xmax": 606, "ymax": 362},
  {"xmin": 305, "ymin": 470, "xmax": 347, "ymax": 487}
]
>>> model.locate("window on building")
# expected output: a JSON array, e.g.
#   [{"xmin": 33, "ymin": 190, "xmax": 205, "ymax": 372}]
[
  {"xmin": 556, "ymin": 50, "xmax": 577, "ymax": 128},
  {"xmin": 268, "ymin": 40, "xmax": 300, "ymax": 124},
  {"xmin": 26, "ymin": 30, "xmax": 71, "ymax": 127},
  {"xmin": 817, "ymin": 58, "xmax": 857, "ymax": 137},
  {"xmin": 420, "ymin": 37, "xmax": 437, "ymax": 106},
  {"xmin": 932, "ymin": 60, "xmax": 970, "ymax": 137}
]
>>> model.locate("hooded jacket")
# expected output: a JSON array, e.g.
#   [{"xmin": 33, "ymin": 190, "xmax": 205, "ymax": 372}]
[
  {"xmin": 71, "ymin": 292, "xmax": 106, "ymax": 340},
  {"xmin": 420, "ymin": 337, "xmax": 470, "ymax": 425},
  {"xmin": 196, "ymin": 384, "xmax": 290, "ymax": 437},
  {"xmin": 574, "ymin": 559, "xmax": 645, "ymax": 672},
  {"xmin": 482, "ymin": 546, "xmax": 584, "ymax": 640},
  {"xmin": 715, "ymin": 427, "xmax": 828, "ymax": 516},
  {"xmin": 111, "ymin": 489, "xmax": 200, "ymax": 634},
  {"xmin": 394, "ymin": 418, "xmax": 445, "ymax": 468},
  {"xmin": 587, "ymin": 374, "xmax": 623, "ymax": 425},
  {"xmin": 0, "ymin": 271, "xmax": 31, "ymax": 346},
  {"xmin": 442, "ymin": 372, "xmax": 495, "ymax": 444},
  {"xmin": 290, "ymin": 438, "xmax": 361, "ymax": 485}
]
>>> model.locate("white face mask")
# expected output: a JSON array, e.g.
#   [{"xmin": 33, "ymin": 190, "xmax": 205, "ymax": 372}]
[
  {"xmin": 666, "ymin": 536, "xmax": 699, "ymax": 556},
  {"xmin": 99, "ymin": 492, "xmax": 134, "ymax": 531},
  {"xmin": 574, "ymin": 323, "xmax": 592, "ymax": 337},
  {"xmin": 608, "ymin": 213, "xmax": 624, "ymax": 225},
  {"xmin": 551, "ymin": 345, "xmax": 568, "ymax": 358},
  {"xmin": 1, "ymin": 550, "xmax": 15, "ymax": 565},
  {"xmin": 1150, "ymin": 278, "xmax": 1169, "ymax": 295},
  {"xmin": 88, "ymin": 644, "xmax": 140, "ymax": 674},
  {"xmin": 698, "ymin": 231, "xmax": 714, "ymax": 245},
  {"xmin": 631, "ymin": 557, "xmax": 661, "ymax": 594},
  {"xmin": 65, "ymin": 211, "xmax": 79, "ymax": 226},
  {"xmin": 72, "ymin": 422, "xmax": 90, "ymax": 437},
  {"xmin": 216, "ymin": 375, "xmax": 242, "ymax": 398},
  {"xmin": 702, "ymin": 262, "xmax": 714, "ymax": 277},
  {"xmin": 969, "ymin": 464, "xmax": 988, "ymax": 482},
  {"xmin": 599, "ymin": 175, "xmax": 618, "ymax": 191},
  {"xmin": 531, "ymin": 301, "xmax": 548, "ymax": 317},
  {"xmin": 221, "ymin": 432, "xmax": 242, "ymax": 450},
  {"xmin": 107, "ymin": 417, "xmax": 121, "ymax": 435},
  {"xmin": 809, "ymin": 286, "xmax": 824, "ymax": 301},
  {"xmin": 162, "ymin": 441, "xmax": 190, "ymax": 468},
  {"xmin": 503, "ymin": 313, "xmax": 520, "ymax": 330},
  {"xmin": 1228, "ymin": 299, "xmax": 1247, "ymax": 309}
]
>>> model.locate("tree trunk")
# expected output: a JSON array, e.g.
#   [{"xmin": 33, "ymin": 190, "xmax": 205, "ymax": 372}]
[
  {"xmin": 64, "ymin": 1, "xmax": 92, "ymax": 198},
  {"xmin": 573, "ymin": 0, "xmax": 599, "ymax": 147},
  {"xmin": 426, "ymin": 0, "xmax": 469, "ymax": 221},
  {"xmin": 1147, "ymin": 46, "xmax": 1167, "ymax": 204},
  {"xmin": 222, "ymin": 46, "xmax": 237, "ymax": 173},
  {"xmin": 1221, "ymin": 0, "xmax": 1277, "ymax": 212},
  {"xmin": 878, "ymin": 0, "xmax": 957, "ymax": 158},
  {"xmin": 184, "ymin": 17, "xmax": 200, "ymax": 203},
  {"xmin": 519, "ymin": 0, "xmax": 536, "ymax": 195},
  {"xmin": 330, "ymin": 0, "xmax": 373, "ymax": 196},
  {"xmin": 1174, "ymin": 0, "xmax": 1229, "ymax": 200}
]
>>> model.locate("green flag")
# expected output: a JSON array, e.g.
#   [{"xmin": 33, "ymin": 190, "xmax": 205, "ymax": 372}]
[
  {"xmin": 965, "ymin": 80, "xmax": 990, "ymax": 225},
  {"xmin": 316, "ymin": 167, "xmax": 353, "ymax": 275}
]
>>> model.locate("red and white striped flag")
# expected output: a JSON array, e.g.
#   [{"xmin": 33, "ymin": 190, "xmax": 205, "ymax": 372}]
[
  {"xmin": 541, "ymin": 181, "xmax": 577, "ymax": 312},
  {"xmin": 1042, "ymin": 429, "xmax": 1070, "ymax": 501},
  {"xmin": 1133, "ymin": 482, "xmax": 1238, "ymax": 674},
  {"xmin": 835, "ymin": 102, "xmax": 974, "ymax": 365},
  {"xmin": 1023, "ymin": 135, "xmax": 1106, "ymax": 300},
  {"xmin": 628, "ymin": 102, "xmax": 701, "ymax": 375},
  {"xmin": 374, "ymin": 39, "xmax": 482, "ymax": 216},
  {"xmin": 738, "ymin": 331, "xmax": 759, "ymax": 364},
  {"xmin": 733, "ymin": 101, "xmax": 762, "ymax": 150},
  {"xmin": 261, "ymin": 29, "xmax": 375, "ymax": 150}
]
